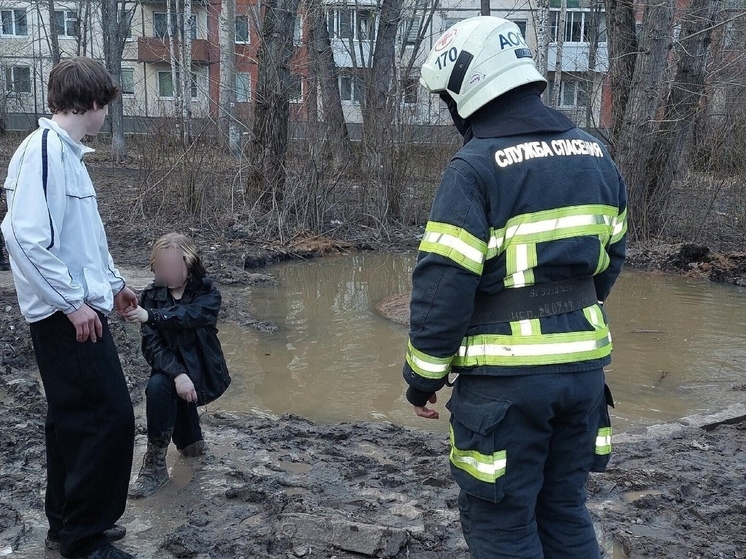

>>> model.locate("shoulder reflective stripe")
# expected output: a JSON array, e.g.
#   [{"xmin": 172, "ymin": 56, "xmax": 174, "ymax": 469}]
[
  {"xmin": 487, "ymin": 205, "xmax": 620, "ymax": 260},
  {"xmin": 449, "ymin": 425, "xmax": 507, "ymax": 483},
  {"xmin": 419, "ymin": 221, "xmax": 487, "ymax": 275},
  {"xmin": 610, "ymin": 208, "xmax": 627, "ymax": 243},
  {"xmin": 406, "ymin": 340, "xmax": 453, "ymax": 379},
  {"xmin": 454, "ymin": 327, "xmax": 612, "ymax": 367},
  {"xmin": 596, "ymin": 427, "xmax": 612, "ymax": 455}
]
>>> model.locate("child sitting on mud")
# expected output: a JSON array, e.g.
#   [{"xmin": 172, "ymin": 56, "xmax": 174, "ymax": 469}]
[{"xmin": 125, "ymin": 233, "xmax": 231, "ymax": 498}]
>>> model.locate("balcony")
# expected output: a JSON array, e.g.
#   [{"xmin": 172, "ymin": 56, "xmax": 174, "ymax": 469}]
[{"xmin": 137, "ymin": 37, "xmax": 212, "ymax": 65}]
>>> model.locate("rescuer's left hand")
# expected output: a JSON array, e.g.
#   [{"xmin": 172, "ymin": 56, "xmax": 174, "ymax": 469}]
[{"xmin": 413, "ymin": 393, "xmax": 440, "ymax": 420}]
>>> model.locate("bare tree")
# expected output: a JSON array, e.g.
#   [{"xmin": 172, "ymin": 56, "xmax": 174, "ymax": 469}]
[
  {"xmin": 218, "ymin": 0, "xmax": 240, "ymax": 156},
  {"xmin": 250, "ymin": 0, "xmax": 301, "ymax": 202},
  {"xmin": 604, "ymin": 0, "xmax": 638, "ymax": 147},
  {"xmin": 306, "ymin": 0, "xmax": 351, "ymax": 170},
  {"xmin": 608, "ymin": 0, "xmax": 674, "ymax": 239},
  {"xmin": 550, "ymin": 0, "xmax": 566, "ymax": 108},
  {"xmin": 102, "ymin": 0, "xmax": 135, "ymax": 162},
  {"xmin": 641, "ymin": 0, "xmax": 722, "ymax": 236}
]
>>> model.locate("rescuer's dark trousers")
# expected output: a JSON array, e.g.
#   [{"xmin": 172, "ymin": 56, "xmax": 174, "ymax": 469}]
[
  {"xmin": 448, "ymin": 368, "xmax": 612, "ymax": 559},
  {"xmin": 30, "ymin": 311, "xmax": 135, "ymax": 559}
]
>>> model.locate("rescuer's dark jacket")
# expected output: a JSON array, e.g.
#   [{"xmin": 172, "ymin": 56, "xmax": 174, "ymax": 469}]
[{"xmin": 404, "ymin": 85, "xmax": 627, "ymax": 406}]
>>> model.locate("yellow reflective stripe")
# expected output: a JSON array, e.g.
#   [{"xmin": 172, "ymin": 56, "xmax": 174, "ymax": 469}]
[
  {"xmin": 610, "ymin": 208, "xmax": 627, "ymax": 244},
  {"xmin": 596, "ymin": 427, "xmax": 612, "ymax": 455},
  {"xmin": 510, "ymin": 318, "xmax": 541, "ymax": 336},
  {"xmin": 583, "ymin": 304, "xmax": 604, "ymax": 329},
  {"xmin": 595, "ymin": 242, "xmax": 610, "ymax": 275},
  {"xmin": 420, "ymin": 221, "xmax": 487, "ymax": 275},
  {"xmin": 503, "ymin": 243, "xmax": 537, "ymax": 288},
  {"xmin": 454, "ymin": 327, "xmax": 612, "ymax": 367},
  {"xmin": 449, "ymin": 425, "xmax": 507, "ymax": 483},
  {"xmin": 487, "ymin": 205, "xmax": 620, "ymax": 259},
  {"xmin": 406, "ymin": 340, "xmax": 453, "ymax": 379}
]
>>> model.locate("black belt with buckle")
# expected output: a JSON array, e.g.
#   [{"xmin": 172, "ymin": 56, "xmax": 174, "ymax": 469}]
[{"xmin": 468, "ymin": 278, "xmax": 598, "ymax": 326}]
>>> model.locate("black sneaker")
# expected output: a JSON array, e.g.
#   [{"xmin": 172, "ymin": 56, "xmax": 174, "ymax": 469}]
[
  {"xmin": 80, "ymin": 542, "xmax": 134, "ymax": 559},
  {"xmin": 45, "ymin": 525, "xmax": 127, "ymax": 550}
]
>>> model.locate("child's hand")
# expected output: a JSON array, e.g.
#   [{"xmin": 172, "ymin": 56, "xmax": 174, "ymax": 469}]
[
  {"xmin": 123, "ymin": 305, "xmax": 149, "ymax": 324},
  {"xmin": 175, "ymin": 373, "xmax": 198, "ymax": 403}
]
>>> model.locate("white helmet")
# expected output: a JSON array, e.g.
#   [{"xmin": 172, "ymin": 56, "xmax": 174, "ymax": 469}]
[{"xmin": 421, "ymin": 16, "xmax": 547, "ymax": 118}]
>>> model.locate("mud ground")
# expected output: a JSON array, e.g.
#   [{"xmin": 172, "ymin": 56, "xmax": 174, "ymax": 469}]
[{"xmin": 2, "ymin": 158, "xmax": 746, "ymax": 558}]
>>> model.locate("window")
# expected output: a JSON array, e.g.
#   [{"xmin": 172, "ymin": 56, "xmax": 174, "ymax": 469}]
[
  {"xmin": 339, "ymin": 72, "xmax": 364, "ymax": 104},
  {"xmin": 293, "ymin": 16, "xmax": 302, "ymax": 44},
  {"xmin": 550, "ymin": 10, "xmax": 606, "ymax": 43},
  {"xmin": 442, "ymin": 18, "xmax": 463, "ymax": 32},
  {"xmin": 402, "ymin": 16, "xmax": 421, "ymax": 46},
  {"xmin": 154, "ymin": 12, "xmax": 197, "ymax": 40},
  {"xmin": 158, "ymin": 71, "xmax": 198, "ymax": 98},
  {"xmin": 235, "ymin": 15, "xmax": 249, "ymax": 43},
  {"xmin": 510, "ymin": 20, "xmax": 527, "ymax": 38},
  {"xmin": 1, "ymin": 9, "xmax": 27, "ymax": 36},
  {"xmin": 5, "ymin": 66, "xmax": 31, "ymax": 93},
  {"xmin": 548, "ymin": 79, "xmax": 589, "ymax": 107},
  {"xmin": 402, "ymin": 77, "xmax": 418, "ymax": 104},
  {"xmin": 288, "ymin": 74, "xmax": 302, "ymax": 103},
  {"xmin": 327, "ymin": 8, "xmax": 375, "ymax": 41},
  {"xmin": 236, "ymin": 72, "xmax": 250, "ymax": 102},
  {"xmin": 54, "ymin": 10, "xmax": 78, "ymax": 37},
  {"xmin": 120, "ymin": 68, "xmax": 134, "ymax": 95}
]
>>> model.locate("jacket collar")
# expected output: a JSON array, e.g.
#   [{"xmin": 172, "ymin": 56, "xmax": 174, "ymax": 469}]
[
  {"xmin": 470, "ymin": 86, "xmax": 576, "ymax": 140},
  {"xmin": 38, "ymin": 118, "xmax": 95, "ymax": 159},
  {"xmin": 147, "ymin": 277, "xmax": 211, "ymax": 302}
]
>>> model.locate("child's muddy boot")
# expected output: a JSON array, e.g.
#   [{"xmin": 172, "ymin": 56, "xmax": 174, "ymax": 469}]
[
  {"xmin": 178, "ymin": 440, "xmax": 208, "ymax": 458},
  {"xmin": 128, "ymin": 436, "xmax": 170, "ymax": 499}
]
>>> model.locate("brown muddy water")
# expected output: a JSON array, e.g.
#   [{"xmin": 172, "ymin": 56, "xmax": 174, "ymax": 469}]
[{"xmin": 215, "ymin": 252, "xmax": 746, "ymax": 434}]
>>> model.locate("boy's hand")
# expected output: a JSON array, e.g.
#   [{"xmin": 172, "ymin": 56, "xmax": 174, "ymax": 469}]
[
  {"xmin": 175, "ymin": 373, "xmax": 198, "ymax": 403},
  {"xmin": 114, "ymin": 287, "xmax": 138, "ymax": 316},
  {"xmin": 413, "ymin": 393, "xmax": 440, "ymax": 420},
  {"xmin": 67, "ymin": 304, "xmax": 103, "ymax": 343},
  {"xmin": 123, "ymin": 306, "xmax": 149, "ymax": 324}
]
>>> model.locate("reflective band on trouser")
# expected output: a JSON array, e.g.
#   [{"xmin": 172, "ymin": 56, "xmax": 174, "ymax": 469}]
[
  {"xmin": 406, "ymin": 340, "xmax": 453, "ymax": 380},
  {"xmin": 453, "ymin": 327, "xmax": 612, "ymax": 367},
  {"xmin": 419, "ymin": 221, "xmax": 487, "ymax": 276},
  {"xmin": 487, "ymin": 204, "xmax": 621, "ymax": 260},
  {"xmin": 596, "ymin": 427, "xmax": 612, "ymax": 455},
  {"xmin": 449, "ymin": 425, "xmax": 507, "ymax": 483}
]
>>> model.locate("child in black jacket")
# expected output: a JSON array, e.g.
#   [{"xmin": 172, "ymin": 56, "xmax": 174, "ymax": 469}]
[{"xmin": 124, "ymin": 233, "xmax": 230, "ymax": 498}]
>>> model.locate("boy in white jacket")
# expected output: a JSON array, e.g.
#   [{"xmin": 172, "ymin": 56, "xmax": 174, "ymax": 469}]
[{"xmin": 1, "ymin": 58, "xmax": 137, "ymax": 559}]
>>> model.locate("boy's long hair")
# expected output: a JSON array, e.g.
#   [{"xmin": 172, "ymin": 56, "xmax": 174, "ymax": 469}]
[
  {"xmin": 149, "ymin": 233, "xmax": 207, "ymax": 286},
  {"xmin": 47, "ymin": 57, "xmax": 119, "ymax": 114}
]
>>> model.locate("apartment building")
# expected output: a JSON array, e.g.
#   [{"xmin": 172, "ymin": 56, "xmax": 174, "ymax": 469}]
[{"xmin": 0, "ymin": 0, "xmax": 611, "ymax": 132}]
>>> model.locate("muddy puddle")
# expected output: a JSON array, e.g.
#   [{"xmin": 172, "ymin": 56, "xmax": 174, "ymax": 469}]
[{"xmin": 216, "ymin": 252, "xmax": 746, "ymax": 433}]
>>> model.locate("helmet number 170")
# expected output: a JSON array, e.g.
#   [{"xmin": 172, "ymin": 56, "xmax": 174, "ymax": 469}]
[{"xmin": 435, "ymin": 47, "xmax": 459, "ymax": 70}]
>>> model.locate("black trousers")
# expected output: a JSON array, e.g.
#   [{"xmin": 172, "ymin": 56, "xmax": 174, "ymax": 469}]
[
  {"xmin": 146, "ymin": 372, "xmax": 203, "ymax": 448},
  {"xmin": 30, "ymin": 311, "xmax": 135, "ymax": 559}
]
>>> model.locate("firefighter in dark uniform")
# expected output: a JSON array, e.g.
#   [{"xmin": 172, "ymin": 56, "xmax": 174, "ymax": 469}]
[
  {"xmin": 403, "ymin": 17, "xmax": 626, "ymax": 558},
  {"xmin": 0, "ymin": 187, "xmax": 8, "ymax": 270}
]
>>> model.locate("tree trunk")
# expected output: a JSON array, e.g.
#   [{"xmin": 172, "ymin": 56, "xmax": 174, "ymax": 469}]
[
  {"xmin": 250, "ymin": 0, "xmax": 301, "ymax": 203},
  {"xmin": 167, "ymin": 0, "xmax": 181, "ymax": 137},
  {"xmin": 362, "ymin": 0, "xmax": 404, "ymax": 221},
  {"xmin": 551, "ymin": 0, "xmax": 567, "ymax": 108},
  {"xmin": 611, "ymin": 0, "xmax": 674, "ymax": 240},
  {"xmin": 604, "ymin": 0, "xmax": 638, "ymax": 149},
  {"xmin": 180, "ymin": 0, "xmax": 193, "ymax": 146},
  {"xmin": 47, "ymin": 0, "xmax": 61, "ymax": 65},
  {"xmin": 219, "ymin": 0, "xmax": 239, "ymax": 156},
  {"xmin": 535, "ymin": 0, "xmax": 550, "ymax": 96},
  {"xmin": 307, "ymin": 0, "xmax": 351, "ymax": 170},
  {"xmin": 101, "ymin": 0, "xmax": 133, "ymax": 162},
  {"xmin": 641, "ymin": 0, "xmax": 720, "ymax": 236},
  {"xmin": 480, "ymin": 0, "xmax": 490, "ymax": 16}
]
